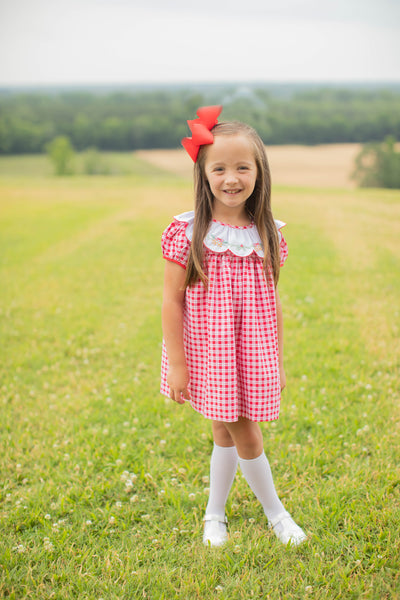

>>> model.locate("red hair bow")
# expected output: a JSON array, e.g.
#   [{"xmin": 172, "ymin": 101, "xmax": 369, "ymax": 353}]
[{"xmin": 181, "ymin": 105, "xmax": 223, "ymax": 162}]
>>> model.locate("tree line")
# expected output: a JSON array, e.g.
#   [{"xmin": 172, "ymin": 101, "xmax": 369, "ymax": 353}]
[{"xmin": 1, "ymin": 87, "xmax": 400, "ymax": 154}]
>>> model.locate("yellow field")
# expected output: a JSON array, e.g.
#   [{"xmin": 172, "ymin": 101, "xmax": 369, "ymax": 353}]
[{"xmin": 137, "ymin": 143, "xmax": 363, "ymax": 188}]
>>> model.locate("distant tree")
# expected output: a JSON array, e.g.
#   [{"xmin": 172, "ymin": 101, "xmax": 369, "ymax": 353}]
[
  {"xmin": 352, "ymin": 136, "xmax": 400, "ymax": 189},
  {"xmin": 46, "ymin": 136, "xmax": 75, "ymax": 175}
]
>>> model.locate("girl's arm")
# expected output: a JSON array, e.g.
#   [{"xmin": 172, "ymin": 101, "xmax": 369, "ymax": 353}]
[
  {"xmin": 162, "ymin": 260, "xmax": 191, "ymax": 404},
  {"xmin": 276, "ymin": 288, "xmax": 286, "ymax": 391}
]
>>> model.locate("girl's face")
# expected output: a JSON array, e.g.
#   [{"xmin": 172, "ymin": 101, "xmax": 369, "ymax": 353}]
[{"xmin": 204, "ymin": 133, "xmax": 258, "ymax": 219}]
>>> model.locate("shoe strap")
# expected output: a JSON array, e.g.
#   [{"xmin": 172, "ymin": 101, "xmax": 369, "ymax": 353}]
[
  {"xmin": 269, "ymin": 511, "xmax": 291, "ymax": 528},
  {"xmin": 203, "ymin": 514, "xmax": 228, "ymax": 524}
]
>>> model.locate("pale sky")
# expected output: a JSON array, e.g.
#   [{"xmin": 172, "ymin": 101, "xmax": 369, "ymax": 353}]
[{"xmin": 0, "ymin": 0, "xmax": 399, "ymax": 86}]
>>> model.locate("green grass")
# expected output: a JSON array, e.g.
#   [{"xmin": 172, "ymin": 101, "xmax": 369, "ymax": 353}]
[
  {"xmin": 0, "ymin": 152, "xmax": 174, "ymax": 178},
  {"xmin": 0, "ymin": 156, "xmax": 399, "ymax": 599}
]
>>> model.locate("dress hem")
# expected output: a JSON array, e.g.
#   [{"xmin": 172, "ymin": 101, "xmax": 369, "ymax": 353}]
[{"xmin": 159, "ymin": 391, "xmax": 280, "ymax": 423}]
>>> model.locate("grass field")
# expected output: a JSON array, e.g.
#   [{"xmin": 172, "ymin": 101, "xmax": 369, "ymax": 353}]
[{"xmin": 1, "ymin": 151, "xmax": 399, "ymax": 599}]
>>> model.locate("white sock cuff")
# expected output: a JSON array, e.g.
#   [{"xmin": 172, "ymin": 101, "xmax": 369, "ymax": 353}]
[
  {"xmin": 214, "ymin": 443, "xmax": 238, "ymax": 454},
  {"xmin": 238, "ymin": 451, "xmax": 265, "ymax": 464}
]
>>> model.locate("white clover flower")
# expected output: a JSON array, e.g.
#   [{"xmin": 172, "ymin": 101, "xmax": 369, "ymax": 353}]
[
  {"xmin": 86, "ymin": 520, "xmax": 92, "ymax": 525},
  {"xmin": 44, "ymin": 514, "xmax": 51, "ymax": 520},
  {"xmin": 116, "ymin": 459, "xmax": 123, "ymax": 466},
  {"xmin": 159, "ymin": 440, "xmax": 166, "ymax": 446},
  {"xmin": 188, "ymin": 493, "xmax": 196, "ymax": 501},
  {"xmin": 141, "ymin": 514, "xmax": 150, "ymax": 520},
  {"xmin": 44, "ymin": 540, "xmax": 54, "ymax": 552},
  {"xmin": 115, "ymin": 502, "xmax": 122, "ymax": 509},
  {"xmin": 130, "ymin": 495, "xmax": 139, "ymax": 503},
  {"xmin": 109, "ymin": 516, "xmax": 115, "ymax": 524}
]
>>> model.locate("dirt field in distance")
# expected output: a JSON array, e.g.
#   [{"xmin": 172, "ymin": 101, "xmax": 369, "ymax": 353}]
[{"xmin": 137, "ymin": 143, "xmax": 362, "ymax": 189}]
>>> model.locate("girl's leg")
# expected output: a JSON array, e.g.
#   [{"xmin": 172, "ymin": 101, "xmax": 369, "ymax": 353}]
[
  {"xmin": 205, "ymin": 421, "xmax": 238, "ymax": 519},
  {"xmin": 203, "ymin": 421, "xmax": 238, "ymax": 547},
  {"xmin": 223, "ymin": 418, "xmax": 306, "ymax": 545},
  {"xmin": 223, "ymin": 417, "xmax": 285, "ymax": 520}
]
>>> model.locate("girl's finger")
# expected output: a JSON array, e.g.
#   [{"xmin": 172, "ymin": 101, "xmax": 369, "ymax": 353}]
[{"xmin": 182, "ymin": 388, "xmax": 191, "ymax": 401}]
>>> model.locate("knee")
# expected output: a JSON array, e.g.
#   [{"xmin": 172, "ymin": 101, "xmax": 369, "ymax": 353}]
[
  {"xmin": 212, "ymin": 421, "xmax": 234, "ymax": 447},
  {"xmin": 231, "ymin": 420, "xmax": 263, "ymax": 459}
]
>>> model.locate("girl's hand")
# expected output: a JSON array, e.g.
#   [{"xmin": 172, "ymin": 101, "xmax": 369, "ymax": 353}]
[
  {"xmin": 167, "ymin": 365, "xmax": 191, "ymax": 405},
  {"xmin": 280, "ymin": 365, "xmax": 286, "ymax": 392}
]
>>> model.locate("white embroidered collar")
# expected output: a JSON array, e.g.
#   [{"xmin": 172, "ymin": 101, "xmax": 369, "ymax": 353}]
[{"xmin": 175, "ymin": 211, "xmax": 285, "ymax": 258}]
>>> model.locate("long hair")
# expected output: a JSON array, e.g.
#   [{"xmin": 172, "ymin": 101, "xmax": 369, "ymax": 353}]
[{"xmin": 184, "ymin": 121, "xmax": 281, "ymax": 289}]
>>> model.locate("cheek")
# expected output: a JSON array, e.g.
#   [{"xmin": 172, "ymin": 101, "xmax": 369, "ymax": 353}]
[{"xmin": 207, "ymin": 175, "xmax": 219, "ymax": 190}]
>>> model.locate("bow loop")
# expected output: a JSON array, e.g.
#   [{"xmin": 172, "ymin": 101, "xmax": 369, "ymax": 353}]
[
  {"xmin": 181, "ymin": 105, "xmax": 223, "ymax": 162},
  {"xmin": 196, "ymin": 106, "xmax": 222, "ymax": 129},
  {"xmin": 191, "ymin": 123, "xmax": 214, "ymax": 145}
]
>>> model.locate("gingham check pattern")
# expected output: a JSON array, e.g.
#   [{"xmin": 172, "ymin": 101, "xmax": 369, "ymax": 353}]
[{"xmin": 160, "ymin": 218, "xmax": 288, "ymax": 422}]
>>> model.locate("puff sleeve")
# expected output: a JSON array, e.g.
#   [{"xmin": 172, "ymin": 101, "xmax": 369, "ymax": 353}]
[
  {"xmin": 279, "ymin": 232, "xmax": 288, "ymax": 267},
  {"xmin": 274, "ymin": 220, "xmax": 288, "ymax": 267},
  {"xmin": 161, "ymin": 219, "xmax": 191, "ymax": 269}
]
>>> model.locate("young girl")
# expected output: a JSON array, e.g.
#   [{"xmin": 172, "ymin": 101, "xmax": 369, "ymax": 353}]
[{"xmin": 161, "ymin": 106, "xmax": 306, "ymax": 547}]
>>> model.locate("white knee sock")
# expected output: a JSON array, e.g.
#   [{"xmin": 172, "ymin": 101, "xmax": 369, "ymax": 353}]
[
  {"xmin": 205, "ymin": 443, "xmax": 239, "ymax": 519},
  {"xmin": 239, "ymin": 452, "xmax": 285, "ymax": 521}
]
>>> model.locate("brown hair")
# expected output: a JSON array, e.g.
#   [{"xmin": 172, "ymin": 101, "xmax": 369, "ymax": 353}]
[{"xmin": 184, "ymin": 121, "xmax": 281, "ymax": 289}]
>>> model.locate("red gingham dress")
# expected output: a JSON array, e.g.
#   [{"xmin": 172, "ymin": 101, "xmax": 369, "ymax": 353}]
[{"xmin": 160, "ymin": 211, "xmax": 288, "ymax": 423}]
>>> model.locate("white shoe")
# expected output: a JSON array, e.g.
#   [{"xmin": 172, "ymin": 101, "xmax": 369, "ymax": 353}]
[
  {"xmin": 203, "ymin": 515, "xmax": 228, "ymax": 547},
  {"xmin": 269, "ymin": 511, "xmax": 307, "ymax": 546}
]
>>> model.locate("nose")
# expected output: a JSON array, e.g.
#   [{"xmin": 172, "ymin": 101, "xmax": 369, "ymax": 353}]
[{"xmin": 224, "ymin": 170, "xmax": 239, "ymax": 185}]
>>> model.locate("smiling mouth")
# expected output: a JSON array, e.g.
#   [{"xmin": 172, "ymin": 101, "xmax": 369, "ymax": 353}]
[{"xmin": 224, "ymin": 189, "xmax": 242, "ymax": 194}]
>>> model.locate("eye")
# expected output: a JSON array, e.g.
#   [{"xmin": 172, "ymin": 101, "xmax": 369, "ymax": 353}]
[{"xmin": 238, "ymin": 166, "xmax": 249, "ymax": 171}]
